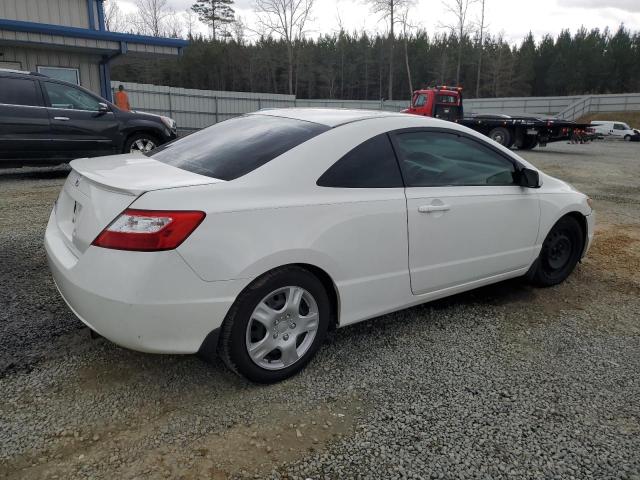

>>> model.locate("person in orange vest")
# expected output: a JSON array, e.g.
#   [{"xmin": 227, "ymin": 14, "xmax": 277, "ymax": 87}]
[{"xmin": 114, "ymin": 84, "xmax": 131, "ymax": 111}]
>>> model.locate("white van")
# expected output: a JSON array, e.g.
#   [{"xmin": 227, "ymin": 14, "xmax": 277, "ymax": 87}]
[{"xmin": 591, "ymin": 121, "xmax": 636, "ymax": 141}]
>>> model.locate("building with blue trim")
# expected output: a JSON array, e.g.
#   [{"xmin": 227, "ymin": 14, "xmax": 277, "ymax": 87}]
[{"xmin": 0, "ymin": 0, "xmax": 187, "ymax": 101}]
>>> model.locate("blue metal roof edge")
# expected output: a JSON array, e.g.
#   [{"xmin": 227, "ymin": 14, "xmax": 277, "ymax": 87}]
[{"xmin": 0, "ymin": 19, "xmax": 189, "ymax": 48}]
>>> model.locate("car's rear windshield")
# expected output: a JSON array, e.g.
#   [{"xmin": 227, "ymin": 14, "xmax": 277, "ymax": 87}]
[{"xmin": 148, "ymin": 114, "xmax": 329, "ymax": 180}]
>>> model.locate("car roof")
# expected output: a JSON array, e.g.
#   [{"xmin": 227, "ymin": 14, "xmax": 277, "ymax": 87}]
[{"xmin": 250, "ymin": 108, "xmax": 409, "ymax": 127}]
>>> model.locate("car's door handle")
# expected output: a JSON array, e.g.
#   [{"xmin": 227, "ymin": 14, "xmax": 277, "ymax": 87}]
[
  {"xmin": 418, "ymin": 204, "xmax": 451, "ymax": 213},
  {"xmin": 54, "ymin": 116, "xmax": 70, "ymax": 121}
]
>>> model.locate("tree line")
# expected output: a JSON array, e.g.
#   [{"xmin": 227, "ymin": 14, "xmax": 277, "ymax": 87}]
[
  {"xmin": 112, "ymin": 24, "xmax": 640, "ymax": 100},
  {"xmin": 105, "ymin": 1, "xmax": 640, "ymax": 100}
]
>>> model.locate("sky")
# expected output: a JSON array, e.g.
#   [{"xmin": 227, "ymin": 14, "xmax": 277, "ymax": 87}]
[{"xmin": 114, "ymin": 0, "xmax": 640, "ymax": 44}]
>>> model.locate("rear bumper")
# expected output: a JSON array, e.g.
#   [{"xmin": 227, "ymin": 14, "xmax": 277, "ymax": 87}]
[{"xmin": 45, "ymin": 209, "xmax": 249, "ymax": 354}]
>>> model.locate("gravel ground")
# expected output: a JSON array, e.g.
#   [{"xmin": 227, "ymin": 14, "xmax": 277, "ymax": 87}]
[{"xmin": 1, "ymin": 140, "xmax": 639, "ymax": 480}]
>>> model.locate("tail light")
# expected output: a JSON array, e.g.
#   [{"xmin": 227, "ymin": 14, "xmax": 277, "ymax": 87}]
[{"xmin": 92, "ymin": 209, "xmax": 205, "ymax": 251}]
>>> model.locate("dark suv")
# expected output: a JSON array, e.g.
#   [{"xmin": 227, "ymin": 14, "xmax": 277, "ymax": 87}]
[{"xmin": 0, "ymin": 69, "xmax": 177, "ymax": 166}]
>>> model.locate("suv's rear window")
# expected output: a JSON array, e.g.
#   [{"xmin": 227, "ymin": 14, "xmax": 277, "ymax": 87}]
[
  {"xmin": 149, "ymin": 115, "xmax": 329, "ymax": 180},
  {"xmin": 0, "ymin": 77, "xmax": 41, "ymax": 106}
]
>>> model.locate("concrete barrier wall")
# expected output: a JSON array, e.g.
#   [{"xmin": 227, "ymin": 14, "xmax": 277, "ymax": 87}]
[{"xmin": 111, "ymin": 81, "xmax": 640, "ymax": 131}]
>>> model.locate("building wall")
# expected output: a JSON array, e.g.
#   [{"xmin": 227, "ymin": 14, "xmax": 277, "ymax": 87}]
[
  {"xmin": 0, "ymin": 0, "xmax": 91, "ymax": 29},
  {"xmin": 0, "ymin": 30, "xmax": 118, "ymax": 51},
  {"xmin": 2, "ymin": 45, "xmax": 101, "ymax": 93}
]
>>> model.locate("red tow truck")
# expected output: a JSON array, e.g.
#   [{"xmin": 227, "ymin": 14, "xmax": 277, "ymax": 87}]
[{"xmin": 402, "ymin": 86, "xmax": 594, "ymax": 150}]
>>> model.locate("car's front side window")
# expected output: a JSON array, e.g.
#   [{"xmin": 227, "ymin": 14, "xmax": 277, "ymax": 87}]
[
  {"xmin": 394, "ymin": 131, "xmax": 517, "ymax": 187},
  {"xmin": 43, "ymin": 82, "xmax": 102, "ymax": 111},
  {"xmin": 317, "ymin": 134, "xmax": 403, "ymax": 188}
]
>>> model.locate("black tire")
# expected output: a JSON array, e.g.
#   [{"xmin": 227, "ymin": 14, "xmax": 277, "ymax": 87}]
[
  {"xmin": 505, "ymin": 136, "xmax": 516, "ymax": 148},
  {"xmin": 123, "ymin": 132, "xmax": 160, "ymax": 154},
  {"xmin": 488, "ymin": 127, "xmax": 511, "ymax": 146},
  {"xmin": 530, "ymin": 216, "xmax": 584, "ymax": 287},
  {"xmin": 217, "ymin": 266, "xmax": 330, "ymax": 383},
  {"xmin": 624, "ymin": 135, "xmax": 631, "ymax": 142},
  {"xmin": 519, "ymin": 136, "xmax": 538, "ymax": 150}
]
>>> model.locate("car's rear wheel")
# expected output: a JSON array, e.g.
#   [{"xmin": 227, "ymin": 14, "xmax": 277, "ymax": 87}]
[
  {"xmin": 124, "ymin": 133, "xmax": 160, "ymax": 154},
  {"xmin": 488, "ymin": 127, "xmax": 511, "ymax": 147},
  {"xmin": 530, "ymin": 216, "xmax": 584, "ymax": 287},
  {"xmin": 218, "ymin": 266, "xmax": 330, "ymax": 383}
]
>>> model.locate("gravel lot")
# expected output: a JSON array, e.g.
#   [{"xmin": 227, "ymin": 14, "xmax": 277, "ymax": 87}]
[{"xmin": 1, "ymin": 140, "xmax": 639, "ymax": 480}]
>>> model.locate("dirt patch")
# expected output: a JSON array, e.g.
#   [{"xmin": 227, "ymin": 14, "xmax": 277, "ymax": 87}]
[
  {"xmin": 0, "ymin": 394, "xmax": 363, "ymax": 480},
  {"xmin": 76, "ymin": 363, "xmax": 136, "ymax": 390},
  {"xmin": 587, "ymin": 221, "xmax": 640, "ymax": 295}
]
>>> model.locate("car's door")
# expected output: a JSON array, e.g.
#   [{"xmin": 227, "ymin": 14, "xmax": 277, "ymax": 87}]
[
  {"xmin": 41, "ymin": 80, "xmax": 120, "ymax": 158},
  {"xmin": 612, "ymin": 123, "xmax": 626, "ymax": 138},
  {"xmin": 0, "ymin": 75, "xmax": 51, "ymax": 161},
  {"xmin": 392, "ymin": 129, "xmax": 540, "ymax": 295}
]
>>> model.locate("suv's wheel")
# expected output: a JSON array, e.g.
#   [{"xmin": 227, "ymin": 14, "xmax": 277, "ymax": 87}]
[
  {"xmin": 488, "ymin": 127, "xmax": 511, "ymax": 146},
  {"xmin": 124, "ymin": 133, "xmax": 160, "ymax": 154},
  {"xmin": 218, "ymin": 266, "xmax": 330, "ymax": 383},
  {"xmin": 624, "ymin": 134, "xmax": 632, "ymax": 142},
  {"xmin": 530, "ymin": 216, "xmax": 584, "ymax": 287}
]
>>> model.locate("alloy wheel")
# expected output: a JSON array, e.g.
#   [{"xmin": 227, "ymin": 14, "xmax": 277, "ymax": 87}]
[{"xmin": 130, "ymin": 138, "xmax": 156, "ymax": 153}]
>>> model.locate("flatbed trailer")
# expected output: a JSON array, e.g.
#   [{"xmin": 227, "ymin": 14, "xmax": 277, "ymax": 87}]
[
  {"xmin": 402, "ymin": 86, "xmax": 594, "ymax": 150},
  {"xmin": 457, "ymin": 114, "xmax": 594, "ymax": 150}
]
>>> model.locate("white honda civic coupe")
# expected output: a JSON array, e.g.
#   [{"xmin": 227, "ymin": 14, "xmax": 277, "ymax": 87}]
[{"xmin": 45, "ymin": 108, "xmax": 594, "ymax": 383}]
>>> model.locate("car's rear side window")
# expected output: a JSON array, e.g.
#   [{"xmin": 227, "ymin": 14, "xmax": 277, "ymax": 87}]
[
  {"xmin": 317, "ymin": 134, "xmax": 404, "ymax": 188},
  {"xmin": 0, "ymin": 77, "xmax": 42, "ymax": 106},
  {"xmin": 149, "ymin": 115, "xmax": 330, "ymax": 180}
]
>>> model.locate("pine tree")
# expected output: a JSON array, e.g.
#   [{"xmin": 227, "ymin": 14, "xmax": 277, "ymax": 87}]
[{"xmin": 191, "ymin": 0, "xmax": 235, "ymax": 41}]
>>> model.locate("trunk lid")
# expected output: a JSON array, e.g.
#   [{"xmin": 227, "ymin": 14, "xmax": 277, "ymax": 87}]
[{"xmin": 55, "ymin": 154, "xmax": 221, "ymax": 255}]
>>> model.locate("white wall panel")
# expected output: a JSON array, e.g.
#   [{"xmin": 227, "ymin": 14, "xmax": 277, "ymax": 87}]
[
  {"xmin": 0, "ymin": 0, "xmax": 90, "ymax": 28},
  {"xmin": 110, "ymin": 81, "xmax": 640, "ymax": 132}
]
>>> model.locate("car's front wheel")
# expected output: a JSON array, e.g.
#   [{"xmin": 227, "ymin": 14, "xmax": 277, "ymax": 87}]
[
  {"xmin": 530, "ymin": 216, "xmax": 584, "ymax": 287},
  {"xmin": 624, "ymin": 135, "xmax": 632, "ymax": 142},
  {"xmin": 218, "ymin": 266, "xmax": 330, "ymax": 383}
]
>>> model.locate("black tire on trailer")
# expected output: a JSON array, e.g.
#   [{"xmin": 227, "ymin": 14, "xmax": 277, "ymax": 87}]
[
  {"xmin": 488, "ymin": 127, "xmax": 512, "ymax": 146},
  {"xmin": 519, "ymin": 136, "xmax": 539, "ymax": 150}
]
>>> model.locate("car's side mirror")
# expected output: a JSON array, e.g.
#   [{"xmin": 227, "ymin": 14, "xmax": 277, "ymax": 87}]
[
  {"xmin": 519, "ymin": 168, "xmax": 540, "ymax": 188},
  {"xmin": 97, "ymin": 102, "xmax": 109, "ymax": 113}
]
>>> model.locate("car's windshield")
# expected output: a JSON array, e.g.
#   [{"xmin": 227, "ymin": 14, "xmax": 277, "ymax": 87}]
[{"xmin": 149, "ymin": 114, "xmax": 329, "ymax": 180}]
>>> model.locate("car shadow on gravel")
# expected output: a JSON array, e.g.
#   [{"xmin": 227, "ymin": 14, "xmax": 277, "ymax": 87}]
[{"xmin": 327, "ymin": 277, "xmax": 538, "ymax": 345}]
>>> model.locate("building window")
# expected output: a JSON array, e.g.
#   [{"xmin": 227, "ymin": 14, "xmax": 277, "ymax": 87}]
[
  {"xmin": 37, "ymin": 66, "xmax": 80, "ymax": 85},
  {"xmin": 0, "ymin": 61, "xmax": 23, "ymax": 70}
]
